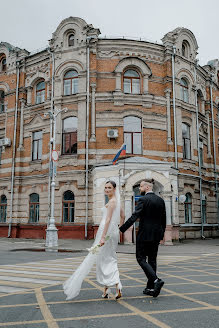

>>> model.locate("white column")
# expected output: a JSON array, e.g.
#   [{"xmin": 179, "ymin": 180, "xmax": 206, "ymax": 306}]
[
  {"xmin": 115, "ymin": 73, "xmax": 121, "ymax": 92},
  {"xmin": 164, "ymin": 197, "xmax": 172, "ymax": 225},
  {"xmin": 90, "ymin": 83, "xmax": 96, "ymax": 142},
  {"xmin": 165, "ymin": 88, "xmax": 172, "ymax": 144},
  {"xmin": 27, "ymin": 86, "xmax": 33, "ymax": 106},
  {"xmin": 143, "ymin": 74, "xmax": 149, "ymax": 94},
  {"xmin": 206, "ymin": 110, "xmax": 212, "ymax": 158},
  {"xmin": 18, "ymin": 99, "xmax": 25, "ymax": 151}
]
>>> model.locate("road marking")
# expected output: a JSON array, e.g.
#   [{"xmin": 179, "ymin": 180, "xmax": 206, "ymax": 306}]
[
  {"xmin": 85, "ymin": 277, "xmax": 171, "ymax": 328},
  {"xmin": 35, "ymin": 288, "xmax": 59, "ymax": 328},
  {"xmin": 0, "ymin": 286, "xmax": 29, "ymax": 293}
]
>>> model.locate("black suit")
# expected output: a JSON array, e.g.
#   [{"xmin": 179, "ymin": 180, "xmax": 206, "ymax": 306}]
[{"xmin": 120, "ymin": 192, "xmax": 166, "ymax": 288}]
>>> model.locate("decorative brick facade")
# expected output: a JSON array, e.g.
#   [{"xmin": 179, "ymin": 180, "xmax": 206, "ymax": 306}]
[{"xmin": 0, "ymin": 17, "xmax": 218, "ymax": 241}]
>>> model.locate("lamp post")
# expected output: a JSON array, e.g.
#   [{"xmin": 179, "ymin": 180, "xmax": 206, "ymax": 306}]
[{"xmin": 45, "ymin": 107, "xmax": 67, "ymax": 251}]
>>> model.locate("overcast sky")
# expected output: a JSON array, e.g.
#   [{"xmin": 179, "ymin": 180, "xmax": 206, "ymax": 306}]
[{"xmin": 1, "ymin": 0, "xmax": 218, "ymax": 66}]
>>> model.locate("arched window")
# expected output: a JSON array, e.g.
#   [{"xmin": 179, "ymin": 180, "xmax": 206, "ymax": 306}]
[
  {"xmin": 182, "ymin": 123, "xmax": 191, "ymax": 159},
  {"xmin": 29, "ymin": 193, "xmax": 39, "ymax": 223},
  {"xmin": 180, "ymin": 78, "xmax": 189, "ymax": 103},
  {"xmin": 63, "ymin": 191, "xmax": 74, "ymax": 223},
  {"xmin": 0, "ymin": 195, "xmax": 7, "ymax": 222},
  {"xmin": 1, "ymin": 57, "xmax": 6, "ymax": 71},
  {"xmin": 36, "ymin": 81, "xmax": 45, "ymax": 104},
  {"xmin": 124, "ymin": 116, "xmax": 142, "ymax": 154},
  {"xmin": 0, "ymin": 90, "xmax": 5, "ymax": 113},
  {"xmin": 123, "ymin": 69, "xmax": 140, "ymax": 94},
  {"xmin": 184, "ymin": 193, "xmax": 192, "ymax": 223},
  {"xmin": 62, "ymin": 117, "xmax": 78, "ymax": 154},
  {"xmin": 64, "ymin": 70, "xmax": 78, "ymax": 95},
  {"xmin": 182, "ymin": 40, "xmax": 190, "ymax": 58},
  {"xmin": 68, "ymin": 34, "xmax": 75, "ymax": 47}
]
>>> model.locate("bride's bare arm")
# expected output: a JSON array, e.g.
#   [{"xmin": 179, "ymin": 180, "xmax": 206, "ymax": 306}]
[
  {"xmin": 119, "ymin": 207, "xmax": 125, "ymax": 227},
  {"xmin": 99, "ymin": 200, "xmax": 116, "ymax": 246}
]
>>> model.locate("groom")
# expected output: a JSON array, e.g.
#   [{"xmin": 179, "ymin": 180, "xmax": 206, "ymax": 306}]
[{"xmin": 119, "ymin": 179, "xmax": 166, "ymax": 297}]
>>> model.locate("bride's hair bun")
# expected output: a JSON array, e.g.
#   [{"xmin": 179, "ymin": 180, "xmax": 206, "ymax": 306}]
[{"xmin": 106, "ymin": 180, "xmax": 116, "ymax": 188}]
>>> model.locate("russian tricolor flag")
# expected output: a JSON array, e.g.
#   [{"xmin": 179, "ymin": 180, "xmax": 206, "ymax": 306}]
[{"xmin": 112, "ymin": 144, "xmax": 126, "ymax": 165}]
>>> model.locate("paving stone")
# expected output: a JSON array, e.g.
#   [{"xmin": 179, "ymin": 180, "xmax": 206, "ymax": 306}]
[{"xmin": 151, "ymin": 309, "xmax": 219, "ymax": 328}]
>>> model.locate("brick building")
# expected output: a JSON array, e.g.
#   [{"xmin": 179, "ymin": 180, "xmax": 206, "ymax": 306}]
[{"xmin": 0, "ymin": 17, "xmax": 218, "ymax": 242}]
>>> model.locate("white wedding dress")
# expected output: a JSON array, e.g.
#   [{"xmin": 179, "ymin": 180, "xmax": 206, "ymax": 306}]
[{"xmin": 63, "ymin": 196, "xmax": 122, "ymax": 300}]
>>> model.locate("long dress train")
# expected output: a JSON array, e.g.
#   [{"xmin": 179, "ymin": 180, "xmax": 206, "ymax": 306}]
[{"xmin": 63, "ymin": 205, "xmax": 122, "ymax": 300}]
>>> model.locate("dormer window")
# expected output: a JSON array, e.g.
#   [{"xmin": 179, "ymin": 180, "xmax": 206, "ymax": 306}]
[
  {"xmin": 182, "ymin": 40, "xmax": 190, "ymax": 58},
  {"xmin": 0, "ymin": 57, "xmax": 6, "ymax": 72},
  {"xmin": 68, "ymin": 34, "xmax": 75, "ymax": 47},
  {"xmin": 2, "ymin": 58, "xmax": 6, "ymax": 71}
]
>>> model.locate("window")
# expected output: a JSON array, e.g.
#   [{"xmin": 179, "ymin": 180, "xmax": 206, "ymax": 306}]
[
  {"xmin": 29, "ymin": 193, "xmax": 39, "ymax": 223},
  {"xmin": 68, "ymin": 34, "xmax": 75, "ymax": 46},
  {"xmin": 182, "ymin": 123, "xmax": 191, "ymax": 159},
  {"xmin": 180, "ymin": 78, "xmax": 189, "ymax": 103},
  {"xmin": 64, "ymin": 70, "xmax": 78, "ymax": 95},
  {"xmin": 199, "ymin": 138, "xmax": 203, "ymax": 167},
  {"xmin": 1, "ymin": 57, "xmax": 6, "ymax": 71},
  {"xmin": 62, "ymin": 117, "xmax": 77, "ymax": 154},
  {"xmin": 32, "ymin": 131, "xmax": 42, "ymax": 161},
  {"xmin": 184, "ymin": 193, "xmax": 192, "ymax": 223},
  {"xmin": 36, "ymin": 81, "xmax": 45, "ymax": 104},
  {"xmin": 124, "ymin": 116, "xmax": 142, "ymax": 154},
  {"xmin": 202, "ymin": 198, "xmax": 206, "ymax": 224},
  {"xmin": 182, "ymin": 40, "xmax": 190, "ymax": 58},
  {"xmin": 0, "ymin": 90, "xmax": 5, "ymax": 113},
  {"xmin": 62, "ymin": 191, "xmax": 74, "ymax": 223},
  {"xmin": 123, "ymin": 69, "xmax": 140, "ymax": 94},
  {"xmin": 0, "ymin": 195, "xmax": 7, "ymax": 222}
]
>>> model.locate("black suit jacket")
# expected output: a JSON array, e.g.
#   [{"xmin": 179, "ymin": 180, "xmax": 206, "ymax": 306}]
[{"xmin": 120, "ymin": 192, "xmax": 166, "ymax": 242}]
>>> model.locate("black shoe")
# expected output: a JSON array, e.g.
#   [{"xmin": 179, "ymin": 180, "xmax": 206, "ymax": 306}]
[
  {"xmin": 143, "ymin": 288, "xmax": 154, "ymax": 296},
  {"xmin": 153, "ymin": 279, "xmax": 164, "ymax": 297}
]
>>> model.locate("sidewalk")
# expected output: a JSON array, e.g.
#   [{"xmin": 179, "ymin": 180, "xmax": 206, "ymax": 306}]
[{"xmin": 0, "ymin": 237, "xmax": 219, "ymax": 256}]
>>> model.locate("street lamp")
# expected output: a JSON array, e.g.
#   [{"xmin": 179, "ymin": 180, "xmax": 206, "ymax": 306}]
[{"xmin": 45, "ymin": 107, "xmax": 67, "ymax": 251}]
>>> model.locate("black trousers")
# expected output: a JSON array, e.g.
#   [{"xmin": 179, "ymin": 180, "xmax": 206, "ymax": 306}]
[{"xmin": 136, "ymin": 239, "xmax": 159, "ymax": 289}]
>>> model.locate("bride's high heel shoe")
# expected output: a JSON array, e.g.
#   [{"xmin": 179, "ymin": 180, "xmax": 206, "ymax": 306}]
[
  {"xmin": 102, "ymin": 287, "xmax": 110, "ymax": 299},
  {"xmin": 115, "ymin": 284, "xmax": 122, "ymax": 300}
]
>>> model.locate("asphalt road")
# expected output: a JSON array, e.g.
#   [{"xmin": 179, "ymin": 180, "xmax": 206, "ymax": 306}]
[{"xmin": 0, "ymin": 238, "xmax": 218, "ymax": 328}]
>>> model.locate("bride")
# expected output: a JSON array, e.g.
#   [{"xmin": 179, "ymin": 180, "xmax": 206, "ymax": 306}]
[{"xmin": 63, "ymin": 180, "xmax": 125, "ymax": 300}]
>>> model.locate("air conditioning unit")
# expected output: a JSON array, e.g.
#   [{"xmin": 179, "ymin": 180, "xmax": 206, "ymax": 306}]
[
  {"xmin": 107, "ymin": 129, "xmax": 118, "ymax": 139},
  {"xmin": 0, "ymin": 138, "xmax": 11, "ymax": 147}
]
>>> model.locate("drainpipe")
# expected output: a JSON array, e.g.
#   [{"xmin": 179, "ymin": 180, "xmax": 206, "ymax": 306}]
[
  {"xmin": 47, "ymin": 48, "xmax": 55, "ymax": 228},
  {"xmin": 172, "ymin": 46, "xmax": 178, "ymax": 170},
  {"xmin": 194, "ymin": 63, "xmax": 204, "ymax": 238},
  {"xmin": 8, "ymin": 60, "xmax": 20, "ymax": 237},
  {"xmin": 210, "ymin": 79, "xmax": 219, "ymax": 228},
  {"xmin": 85, "ymin": 37, "xmax": 91, "ymax": 239}
]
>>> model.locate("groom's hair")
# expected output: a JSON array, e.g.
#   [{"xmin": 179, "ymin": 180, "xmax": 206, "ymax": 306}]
[
  {"xmin": 105, "ymin": 180, "xmax": 116, "ymax": 188},
  {"xmin": 142, "ymin": 179, "xmax": 154, "ymax": 189}
]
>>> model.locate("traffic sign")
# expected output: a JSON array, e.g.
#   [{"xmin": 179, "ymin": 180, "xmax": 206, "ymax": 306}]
[{"xmin": 52, "ymin": 150, "xmax": 59, "ymax": 162}]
